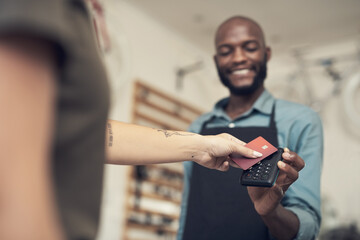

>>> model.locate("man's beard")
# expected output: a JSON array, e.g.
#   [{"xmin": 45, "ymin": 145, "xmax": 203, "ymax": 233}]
[{"xmin": 217, "ymin": 61, "xmax": 267, "ymax": 96}]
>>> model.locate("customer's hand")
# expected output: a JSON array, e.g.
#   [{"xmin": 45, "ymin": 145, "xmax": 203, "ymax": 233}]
[
  {"xmin": 194, "ymin": 133, "xmax": 263, "ymax": 172},
  {"xmin": 247, "ymin": 148, "xmax": 305, "ymax": 216}
]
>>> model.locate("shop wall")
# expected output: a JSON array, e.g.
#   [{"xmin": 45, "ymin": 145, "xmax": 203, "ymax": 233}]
[{"xmin": 97, "ymin": 1, "xmax": 360, "ymax": 239}]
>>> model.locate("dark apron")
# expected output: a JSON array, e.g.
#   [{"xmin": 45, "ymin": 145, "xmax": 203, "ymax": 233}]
[{"xmin": 182, "ymin": 105, "xmax": 278, "ymax": 240}]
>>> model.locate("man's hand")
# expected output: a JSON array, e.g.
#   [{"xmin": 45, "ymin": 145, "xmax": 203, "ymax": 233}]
[
  {"xmin": 247, "ymin": 148, "xmax": 305, "ymax": 216},
  {"xmin": 194, "ymin": 133, "xmax": 263, "ymax": 172}
]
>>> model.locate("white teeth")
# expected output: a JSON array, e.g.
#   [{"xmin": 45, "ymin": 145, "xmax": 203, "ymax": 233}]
[{"xmin": 232, "ymin": 69, "xmax": 250, "ymax": 75}]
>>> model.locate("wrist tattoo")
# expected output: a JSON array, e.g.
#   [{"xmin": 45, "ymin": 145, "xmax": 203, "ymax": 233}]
[
  {"xmin": 157, "ymin": 129, "xmax": 195, "ymax": 138},
  {"xmin": 107, "ymin": 123, "xmax": 113, "ymax": 147}
]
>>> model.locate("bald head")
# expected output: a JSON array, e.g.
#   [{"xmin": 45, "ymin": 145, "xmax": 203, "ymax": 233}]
[
  {"xmin": 215, "ymin": 16, "xmax": 266, "ymax": 48},
  {"xmin": 213, "ymin": 16, "xmax": 271, "ymax": 96}
]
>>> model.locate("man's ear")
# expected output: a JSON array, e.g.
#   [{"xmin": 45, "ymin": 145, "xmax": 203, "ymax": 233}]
[
  {"xmin": 213, "ymin": 55, "xmax": 219, "ymax": 66},
  {"xmin": 265, "ymin": 47, "xmax": 271, "ymax": 62}
]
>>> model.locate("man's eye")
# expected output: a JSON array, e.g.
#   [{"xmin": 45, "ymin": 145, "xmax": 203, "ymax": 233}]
[
  {"xmin": 219, "ymin": 51, "xmax": 230, "ymax": 56},
  {"xmin": 218, "ymin": 47, "xmax": 232, "ymax": 56},
  {"xmin": 246, "ymin": 47, "xmax": 258, "ymax": 52},
  {"xmin": 245, "ymin": 43, "xmax": 259, "ymax": 52}
]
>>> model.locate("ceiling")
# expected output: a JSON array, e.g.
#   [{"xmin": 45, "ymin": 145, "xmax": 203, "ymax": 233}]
[{"xmin": 125, "ymin": 0, "xmax": 360, "ymax": 55}]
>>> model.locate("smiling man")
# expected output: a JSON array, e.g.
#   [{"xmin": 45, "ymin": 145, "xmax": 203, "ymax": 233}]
[{"xmin": 178, "ymin": 16, "xmax": 324, "ymax": 240}]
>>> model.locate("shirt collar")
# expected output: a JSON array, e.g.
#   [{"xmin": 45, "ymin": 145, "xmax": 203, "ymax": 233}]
[
  {"xmin": 252, "ymin": 89, "xmax": 275, "ymax": 115},
  {"xmin": 212, "ymin": 89, "xmax": 275, "ymax": 119}
]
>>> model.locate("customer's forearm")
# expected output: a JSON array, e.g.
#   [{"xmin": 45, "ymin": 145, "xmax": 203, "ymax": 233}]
[
  {"xmin": 105, "ymin": 120, "xmax": 260, "ymax": 170},
  {"xmin": 261, "ymin": 204, "xmax": 299, "ymax": 240},
  {"xmin": 105, "ymin": 120, "xmax": 204, "ymax": 165}
]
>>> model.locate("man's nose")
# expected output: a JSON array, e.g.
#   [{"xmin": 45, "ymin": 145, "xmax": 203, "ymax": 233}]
[{"xmin": 232, "ymin": 48, "xmax": 247, "ymax": 63}]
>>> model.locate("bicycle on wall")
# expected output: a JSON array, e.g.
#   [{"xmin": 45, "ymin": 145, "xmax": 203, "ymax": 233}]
[{"xmin": 269, "ymin": 43, "xmax": 360, "ymax": 138}]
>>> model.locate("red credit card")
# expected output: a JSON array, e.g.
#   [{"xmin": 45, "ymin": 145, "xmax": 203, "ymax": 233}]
[{"xmin": 231, "ymin": 136, "xmax": 278, "ymax": 170}]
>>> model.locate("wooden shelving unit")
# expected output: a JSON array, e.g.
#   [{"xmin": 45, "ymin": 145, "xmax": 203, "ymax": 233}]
[{"xmin": 122, "ymin": 81, "xmax": 203, "ymax": 240}]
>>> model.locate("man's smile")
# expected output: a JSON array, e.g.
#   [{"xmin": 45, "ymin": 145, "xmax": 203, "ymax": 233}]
[{"xmin": 228, "ymin": 67, "xmax": 256, "ymax": 82}]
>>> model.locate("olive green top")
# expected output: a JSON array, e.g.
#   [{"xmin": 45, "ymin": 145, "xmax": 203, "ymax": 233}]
[{"xmin": 0, "ymin": 0, "xmax": 110, "ymax": 239}]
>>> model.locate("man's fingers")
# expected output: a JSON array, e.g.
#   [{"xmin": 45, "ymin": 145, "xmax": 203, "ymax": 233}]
[
  {"xmin": 272, "ymin": 184, "xmax": 285, "ymax": 198},
  {"xmin": 282, "ymin": 149, "xmax": 305, "ymax": 171},
  {"xmin": 277, "ymin": 161, "xmax": 299, "ymax": 183}
]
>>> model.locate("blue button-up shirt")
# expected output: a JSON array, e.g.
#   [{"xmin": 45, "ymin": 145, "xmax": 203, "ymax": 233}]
[{"xmin": 178, "ymin": 90, "xmax": 323, "ymax": 240}]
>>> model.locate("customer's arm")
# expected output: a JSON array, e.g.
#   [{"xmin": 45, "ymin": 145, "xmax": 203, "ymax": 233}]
[
  {"xmin": 0, "ymin": 36, "xmax": 64, "ymax": 240},
  {"xmin": 105, "ymin": 120, "xmax": 262, "ymax": 171}
]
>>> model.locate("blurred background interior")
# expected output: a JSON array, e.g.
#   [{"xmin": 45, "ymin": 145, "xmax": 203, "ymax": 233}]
[{"xmin": 93, "ymin": 0, "xmax": 360, "ymax": 239}]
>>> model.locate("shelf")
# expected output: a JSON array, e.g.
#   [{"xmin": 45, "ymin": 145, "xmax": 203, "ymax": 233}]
[
  {"xmin": 126, "ymin": 222, "xmax": 177, "ymax": 235},
  {"xmin": 134, "ymin": 81, "xmax": 203, "ymax": 116},
  {"xmin": 145, "ymin": 164, "xmax": 183, "ymax": 176},
  {"xmin": 128, "ymin": 188, "xmax": 181, "ymax": 205},
  {"xmin": 130, "ymin": 172, "xmax": 183, "ymax": 191},
  {"xmin": 134, "ymin": 112, "xmax": 182, "ymax": 131},
  {"xmin": 127, "ymin": 206, "xmax": 179, "ymax": 220},
  {"xmin": 136, "ymin": 96, "xmax": 194, "ymax": 124},
  {"xmin": 145, "ymin": 177, "xmax": 183, "ymax": 191},
  {"xmin": 123, "ymin": 81, "xmax": 203, "ymax": 240}
]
